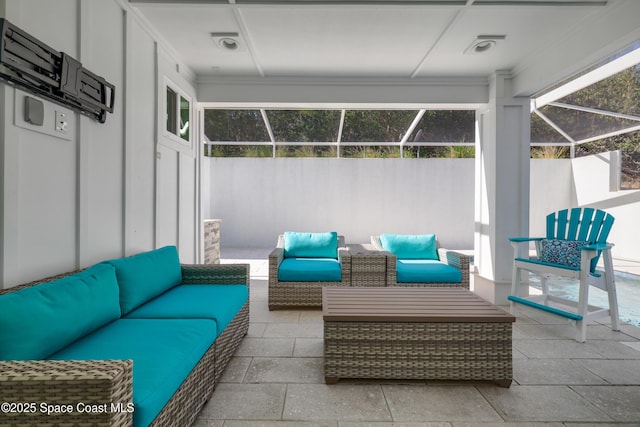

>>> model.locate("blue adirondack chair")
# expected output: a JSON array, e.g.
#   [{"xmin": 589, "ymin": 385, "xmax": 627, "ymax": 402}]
[{"xmin": 509, "ymin": 208, "xmax": 620, "ymax": 342}]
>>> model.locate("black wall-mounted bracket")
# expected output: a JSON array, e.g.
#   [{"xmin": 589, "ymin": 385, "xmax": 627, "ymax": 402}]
[{"xmin": 0, "ymin": 18, "xmax": 115, "ymax": 123}]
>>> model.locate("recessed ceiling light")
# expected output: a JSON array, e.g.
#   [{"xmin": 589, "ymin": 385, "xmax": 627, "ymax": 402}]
[
  {"xmin": 464, "ymin": 35, "xmax": 506, "ymax": 55},
  {"xmin": 472, "ymin": 40, "xmax": 496, "ymax": 53},
  {"xmin": 219, "ymin": 37, "xmax": 240, "ymax": 51},
  {"xmin": 210, "ymin": 32, "xmax": 243, "ymax": 52}
]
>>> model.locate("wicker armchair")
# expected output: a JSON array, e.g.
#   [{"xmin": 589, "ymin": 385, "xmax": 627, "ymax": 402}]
[
  {"xmin": 370, "ymin": 235, "xmax": 470, "ymax": 289},
  {"xmin": 268, "ymin": 234, "xmax": 351, "ymax": 310}
]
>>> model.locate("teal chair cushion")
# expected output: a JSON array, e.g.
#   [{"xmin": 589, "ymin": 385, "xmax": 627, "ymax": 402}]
[
  {"xmin": 278, "ymin": 258, "xmax": 342, "ymax": 282},
  {"xmin": 380, "ymin": 234, "xmax": 439, "ymax": 260},
  {"xmin": 0, "ymin": 263, "xmax": 120, "ymax": 360},
  {"xmin": 103, "ymin": 246, "xmax": 183, "ymax": 315},
  {"xmin": 125, "ymin": 284, "xmax": 248, "ymax": 335},
  {"xmin": 49, "ymin": 318, "xmax": 217, "ymax": 427},
  {"xmin": 396, "ymin": 259, "xmax": 462, "ymax": 283},
  {"xmin": 283, "ymin": 231, "xmax": 338, "ymax": 258}
]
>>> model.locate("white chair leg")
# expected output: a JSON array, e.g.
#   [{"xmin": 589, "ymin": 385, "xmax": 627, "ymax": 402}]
[
  {"xmin": 511, "ymin": 266, "xmax": 521, "ymax": 316},
  {"xmin": 540, "ymin": 274, "xmax": 550, "ymax": 304},
  {"xmin": 576, "ymin": 270, "xmax": 590, "ymax": 342},
  {"xmin": 602, "ymin": 251, "xmax": 620, "ymax": 331},
  {"xmin": 576, "ymin": 320, "xmax": 587, "ymax": 342},
  {"xmin": 608, "ymin": 279, "xmax": 621, "ymax": 332}
]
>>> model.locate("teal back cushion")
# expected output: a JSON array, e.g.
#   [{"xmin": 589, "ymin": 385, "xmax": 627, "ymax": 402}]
[
  {"xmin": 0, "ymin": 263, "xmax": 121, "ymax": 360},
  {"xmin": 104, "ymin": 246, "xmax": 182, "ymax": 315},
  {"xmin": 283, "ymin": 231, "xmax": 338, "ymax": 259},
  {"xmin": 380, "ymin": 234, "xmax": 439, "ymax": 260}
]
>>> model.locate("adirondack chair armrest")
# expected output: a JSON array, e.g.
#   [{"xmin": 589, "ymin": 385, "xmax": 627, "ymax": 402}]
[
  {"xmin": 509, "ymin": 237, "xmax": 543, "ymax": 259},
  {"xmin": 508, "ymin": 237, "xmax": 544, "ymax": 243},
  {"xmin": 579, "ymin": 242, "xmax": 614, "ymax": 251}
]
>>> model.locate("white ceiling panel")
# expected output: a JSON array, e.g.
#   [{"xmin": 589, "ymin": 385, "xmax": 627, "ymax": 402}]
[
  {"xmin": 414, "ymin": 5, "xmax": 601, "ymax": 76},
  {"xmin": 134, "ymin": 5, "xmax": 261, "ymax": 75},
  {"xmin": 129, "ymin": 0, "xmax": 640, "ymax": 95},
  {"xmin": 238, "ymin": 6, "xmax": 457, "ymax": 77}
]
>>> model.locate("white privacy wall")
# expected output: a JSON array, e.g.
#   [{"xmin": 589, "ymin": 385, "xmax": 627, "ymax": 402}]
[
  {"xmin": 528, "ymin": 159, "xmax": 573, "ymax": 236},
  {"xmin": 206, "ymin": 154, "xmax": 639, "ymax": 262},
  {"xmin": 206, "ymin": 157, "xmax": 571, "ymax": 249},
  {"xmin": 207, "ymin": 158, "xmax": 476, "ymax": 249},
  {"xmin": 571, "ymin": 151, "xmax": 640, "ymax": 261},
  {"xmin": 0, "ymin": 0, "xmax": 200, "ymax": 287}
]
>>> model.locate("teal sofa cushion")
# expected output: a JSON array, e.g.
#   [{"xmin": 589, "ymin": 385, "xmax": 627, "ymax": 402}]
[
  {"xmin": 283, "ymin": 231, "xmax": 338, "ymax": 258},
  {"xmin": 126, "ymin": 284, "xmax": 248, "ymax": 335},
  {"xmin": 49, "ymin": 318, "xmax": 216, "ymax": 427},
  {"xmin": 0, "ymin": 264, "xmax": 120, "ymax": 361},
  {"xmin": 103, "ymin": 246, "xmax": 182, "ymax": 315},
  {"xmin": 396, "ymin": 259, "xmax": 462, "ymax": 283},
  {"xmin": 380, "ymin": 234, "xmax": 439, "ymax": 260},
  {"xmin": 278, "ymin": 258, "xmax": 342, "ymax": 282}
]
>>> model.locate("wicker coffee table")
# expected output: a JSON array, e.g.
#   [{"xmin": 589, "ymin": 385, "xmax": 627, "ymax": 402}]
[{"xmin": 322, "ymin": 287, "xmax": 515, "ymax": 387}]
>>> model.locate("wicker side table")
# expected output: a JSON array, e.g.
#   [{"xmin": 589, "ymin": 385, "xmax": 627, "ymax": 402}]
[
  {"xmin": 347, "ymin": 243, "xmax": 391, "ymax": 287},
  {"xmin": 323, "ymin": 287, "xmax": 515, "ymax": 387}
]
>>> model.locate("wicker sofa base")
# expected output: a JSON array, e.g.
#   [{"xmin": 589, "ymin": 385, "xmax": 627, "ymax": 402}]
[
  {"xmin": 150, "ymin": 340, "xmax": 216, "ymax": 427},
  {"xmin": 0, "ymin": 359, "xmax": 133, "ymax": 426},
  {"xmin": 214, "ymin": 301, "xmax": 250, "ymax": 383},
  {"xmin": 324, "ymin": 321, "xmax": 513, "ymax": 387},
  {"xmin": 150, "ymin": 301, "xmax": 248, "ymax": 426}
]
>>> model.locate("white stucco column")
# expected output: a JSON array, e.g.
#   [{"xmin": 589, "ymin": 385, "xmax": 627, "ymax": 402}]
[{"xmin": 474, "ymin": 71, "xmax": 530, "ymax": 305}]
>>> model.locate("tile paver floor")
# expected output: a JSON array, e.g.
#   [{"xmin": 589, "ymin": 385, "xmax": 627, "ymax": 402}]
[{"xmin": 195, "ymin": 248, "xmax": 640, "ymax": 427}]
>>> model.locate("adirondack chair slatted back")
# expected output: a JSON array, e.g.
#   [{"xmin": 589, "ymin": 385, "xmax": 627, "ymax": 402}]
[{"xmin": 545, "ymin": 208, "xmax": 614, "ymax": 272}]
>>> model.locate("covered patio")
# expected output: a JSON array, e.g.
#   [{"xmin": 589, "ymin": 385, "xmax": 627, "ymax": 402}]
[
  {"xmin": 192, "ymin": 249, "xmax": 640, "ymax": 426},
  {"xmin": 2, "ymin": 0, "xmax": 640, "ymax": 426}
]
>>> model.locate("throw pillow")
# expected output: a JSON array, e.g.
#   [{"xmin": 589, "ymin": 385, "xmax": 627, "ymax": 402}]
[{"xmin": 539, "ymin": 239, "xmax": 589, "ymax": 268}]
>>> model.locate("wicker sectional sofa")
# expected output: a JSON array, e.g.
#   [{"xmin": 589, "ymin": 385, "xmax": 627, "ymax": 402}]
[{"xmin": 0, "ymin": 246, "xmax": 249, "ymax": 427}]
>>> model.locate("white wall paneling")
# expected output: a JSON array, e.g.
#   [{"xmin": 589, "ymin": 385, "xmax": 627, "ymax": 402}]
[
  {"xmin": 125, "ymin": 12, "xmax": 157, "ymax": 255},
  {"xmin": 0, "ymin": 0, "xmax": 200, "ymax": 288}
]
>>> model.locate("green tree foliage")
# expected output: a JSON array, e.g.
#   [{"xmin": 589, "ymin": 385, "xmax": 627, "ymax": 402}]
[
  {"xmin": 341, "ymin": 110, "xmax": 416, "ymax": 142},
  {"xmin": 409, "ymin": 110, "xmax": 475, "ymax": 143},
  {"xmin": 267, "ymin": 110, "xmax": 340, "ymax": 142},
  {"xmin": 555, "ymin": 66, "xmax": 640, "ymax": 187},
  {"xmin": 576, "ymin": 130, "xmax": 640, "ymax": 188},
  {"xmin": 205, "ymin": 110, "xmax": 269, "ymax": 141},
  {"xmin": 204, "ymin": 108, "xmax": 476, "ymax": 158},
  {"xmin": 530, "ymin": 65, "xmax": 640, "ymax": 187},
  {"xmin": 202, "ymin": 66, "xmax": 639, "ymax": 183},
  {"xmin": 562, "ymin": 66, "xmax": 640, "ymax": 117}
]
